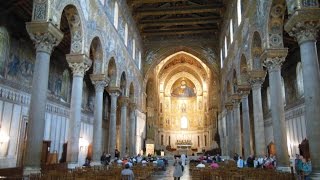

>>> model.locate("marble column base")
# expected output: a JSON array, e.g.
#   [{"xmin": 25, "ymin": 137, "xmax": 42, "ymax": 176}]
[
  {"xmin": 67, "ymin": 163, "xmax": 79, "ymax": 169},
  {"xmin": 276, "ymin": 166, "xmax": 291, "ymax": 172},
  {"xmin": 309, "ymin": 172, "xmax": 320, "ymax": 180},
  {"xmin": 90, "ymin": 161, "xmax": 102, "ymax": 166},
  {"xmin": 23, "ymin": 167, "xmax": 41, "ymax": 175}
]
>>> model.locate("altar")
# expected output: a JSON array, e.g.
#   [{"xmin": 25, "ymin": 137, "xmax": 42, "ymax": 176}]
[{"xmin": 176, "ymin": 140, "xmax": 192, "ymax": 149}]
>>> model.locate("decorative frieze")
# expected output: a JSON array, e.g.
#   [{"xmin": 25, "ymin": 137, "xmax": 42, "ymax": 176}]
[{"xmin": 0, "ymin": 85, "xmax": 30, "ymax": 105}]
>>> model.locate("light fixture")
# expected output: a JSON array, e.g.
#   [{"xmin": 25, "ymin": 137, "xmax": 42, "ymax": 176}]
[{"xmin": 79, "ymin": 137, "xmax": 89, "ymax": 151}]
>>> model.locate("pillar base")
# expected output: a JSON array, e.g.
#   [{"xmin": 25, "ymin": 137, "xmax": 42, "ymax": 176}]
[
  {"xmin": 68, "ymin": 162, "xmax": 79, "ymax": 169},
  {"xmin": 23, "ymin": 166, "xmax": 41, "ymax": 176},
  {"xmin": 90, "ymin": 161, "xmax": 102, "ymax": 166},
  {"xmin": 276, "ymin": 166, "xmax": 291, "ymax": 172},
  {"xmin": 309, "ymin": 171, "xmax": 320, "ymax": 180}
]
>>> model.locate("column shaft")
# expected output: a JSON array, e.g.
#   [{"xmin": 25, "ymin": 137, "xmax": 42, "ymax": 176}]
[
  {"xmin": 129, "ymin": 107, "xmax": 136, "ymax": 156},
  {"xmin": 92, "ymin": 89, "xmax": 104, "ymax": 161},
  {"xmin": 267, "ymin": 66, "xmax": 289, "ymax": 167},
  {"xmin": 300, "ymin": 40, "xmax": 320, "ymax": 173},
  {"xmin": 67, "ymin": 75, "xmax": 83, "ymax": 165},
  {"xmin": 251, "ymin": 84, "xmax": 266, "ymax": 156},
  {"xmin": 120, "ymin": 99, "xmax": 128, "ymax": 158},
  {"xmin": 25, "ymin": 52, "xmax": 50, "ymax": 167},
  {"xmin": 242, "ymin": 95, "xmax": 253, "ymax": 159},
  {"xmin": 108, "ymin": 93, "xmax": 119, "ymax": 158},
  {"xmin": 233, "ymin": 103, "xmax": 242, "ymax": 156}
]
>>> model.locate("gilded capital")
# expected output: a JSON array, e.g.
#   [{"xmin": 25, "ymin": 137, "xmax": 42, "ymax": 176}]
[
  {"xmin": 66, "ymin": 54, "xmax": 92, "ymax": 77},
  {"xmin": 262, "ymin": 48, "xmax": 288, "ymax": 71},
  {"xmin": 248, "ymin": 70, "xmax": 266, "ymax": 87},
  {"xmin": 107, "ymin": 87, "xmax": 122, "ymax": 97},
  {"xmin": 119, "ymin": 96, "xmax": 129, "ymax": 107},
  {"xmin": 90, "ymin": 74, "xmax": 109, "ymax": 92},
  {"xmin": 285, "ymin": 8, "xmax": 320, "ymax": 44},
  {"xmin": 237, "ymin": 84, "xmax": 251, "ymax": 96},
  {"xmin": 26, "ymin": 22, "xmax": 63, "ymax": 54},
  {"xmin": 231, "ymin": 94, "xmax": 242, "ymax": 105},
  {"xmin": 225, "ymin": 102, "xmax": 233, "ymax": 110}
]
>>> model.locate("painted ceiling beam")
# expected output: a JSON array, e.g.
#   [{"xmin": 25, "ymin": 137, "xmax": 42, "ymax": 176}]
[
  {"xmin": 140, "ymin": 16, "xmax": 221, "ymax": 28},
  {"xmin": 135, "ymin": 5, "xmax": 223, "ymax": 18}
]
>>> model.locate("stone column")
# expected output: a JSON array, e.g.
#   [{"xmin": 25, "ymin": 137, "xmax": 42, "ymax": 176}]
[
  {"xmin": 238, "ymin": 85, "xmax": 253, "ymax": 159},
  {"xmin": 285, "ymin": 9, "xmax": 320, "ymax": 177},
  {"xmin": 107, "ymin": 88, "xmax": 121, "ymax": 158},
  {"xmin": 24, "ymin": 22, "xmax": 63, "ymax": 174},
  {"xmin": 129, "ymin": 102, "xmax": 136, "ymax": 156},
  {"xmin": 119, "ymin": 96, "xmax": 129, "ymax": 158},
  {"xmin": 232, "ymin": 94, "xmax": 242, "ymax": 156},
  {"xmin": 262, "ymin": 49, "xmax": 289, "ymax": 168},
  {"xmin": 90, "ymin": 74, "xmax": 109, "ymax": 162},
  {"xmin": 66, "ymin": 54, "xmax": 92, "ymax": 168},
  {"xmin": 248, "ymin": 70, "xmax": 266, "ymax": 157},
  {"xmin": 225, "ymin": 102, "xmax": 233, "ymax": 157}
]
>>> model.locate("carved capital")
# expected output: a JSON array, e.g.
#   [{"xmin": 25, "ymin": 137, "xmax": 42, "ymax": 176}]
[
  {"xmin": 248, "ymin": 70, "xmax": 266, "ymax": 87},
  {"xmin": 285, "ymin": 8, "xmax": 320, "ymax": 44},
  {"xmin": 119, "ymin": 97, "xmax": 129, "ymax": 107},
  {"xmin": 237, "ymin": 84, "xmax": 251, "ymax": 96},
  {"xmin": 231, "ymin": 94, "xmax": 242, "ymax": 105},
  {"xmin": 26, "ymin": 22, "xmax": 63, "ymax": 54},
  {"xmin": 129, "ymin": 102, "xmax": 137, "ymax": 110},
  {"xmin": 66, "ymin": 54, "xmax": 92, "ymax": 77},
  {"xmin": 262, "ymin": 48, "xmax": 288, "ymax": 71},
  {"xmin": 107, "ymin": 87, "xmax": 122, "ymax": 97},
  {"xmin": 225, "ymin": 102, "xmax": 233, "ymax": 110},
  {"xmin": 90, "ymin": 74, "xmax": 109, "ymax": 92}
]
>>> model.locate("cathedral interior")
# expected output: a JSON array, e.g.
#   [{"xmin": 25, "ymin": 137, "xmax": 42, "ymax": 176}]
[{"xmin": 0, "ymin": 0, "xmax": 320, "ymax": 177}]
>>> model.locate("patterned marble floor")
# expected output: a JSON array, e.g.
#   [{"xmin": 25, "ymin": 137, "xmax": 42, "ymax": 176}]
[{"xmin": 150, "ymin": 161, "xmax": 191, "ymax": 180}]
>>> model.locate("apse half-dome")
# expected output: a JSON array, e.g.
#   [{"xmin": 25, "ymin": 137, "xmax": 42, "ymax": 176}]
[{"xmin": 171, "ymin": 78, "xmax": 196, "ymax": 97}]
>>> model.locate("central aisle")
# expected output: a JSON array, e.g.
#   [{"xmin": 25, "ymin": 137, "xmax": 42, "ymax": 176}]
[{"xmin": 150, "ymin": 160, "xmax": 191, "ymax": 180}]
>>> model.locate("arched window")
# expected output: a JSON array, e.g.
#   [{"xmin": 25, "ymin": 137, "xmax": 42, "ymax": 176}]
[
  {"xmin": 224, "ymin": 36, "xmax": 228, "ymax": 58},
  {"xmin": 114, "ymin": 2, "xmax": 119, "ymax": 29},
  {"xmin": 237, "ymin": 0, "xmax": 242, "ymax": 25},
  {"xmin": 281, "ymin": 77, "xmax": 286, "ymax": 105},
  {"xmin": 296, "ymin": 62, "xmax": 304, "ymax": 97},
  {"xmin": 138, "ymin": 51, "xmax": 142, "ymax": 69},
  {"xmin": 132, "ymin": 39, "xmax": 136, "ymax": 59},
  {"xmin": 124, "ymin": 23, "xmax": 128, "ymax": 46},
  {"xmin": 220, "ymin": 49, "xmax": 223, "ymax": 68},
  {"xmin": 230, "ymin": 19, "xmax": 233, "ymax": 43},
  {"xmin": 181, "ymin": 116, "xmax": 188, "ymax": 129}
]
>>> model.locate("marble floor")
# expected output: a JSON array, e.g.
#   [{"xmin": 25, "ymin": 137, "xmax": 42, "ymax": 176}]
[{"xmin": 150, "ymin": 162, "xmax": 191, "ymax": 180}]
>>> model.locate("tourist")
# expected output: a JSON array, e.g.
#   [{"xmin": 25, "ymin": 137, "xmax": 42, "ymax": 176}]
[
  {"xmin": 173, "ymin": 158, "xmax": 183, "ymax": 180},
  {"xmin": 196, "ymin": 161, "xmax": 205, "ymax": 168},
  {"xmin": 100, "ymin": 152, "xmax": 107, "ymax": 165},
  {"xmin": 237, "ymin": 156, "xmax": 244, "ymax": 168},
  {"xmin": 247, "ymin": 155, "xmax": 254, "ymax": 168},
  {"xmin": 83, "ymin": 158, "xmax": 91, "ymax": 167},
  {"xmin": 233, "ymin": 153, "xmax": 239, "ymax": 161},
  {"xmin": 301, "ymin": 158, "xmax": 312, "ymax": 180},
  {"xmin": 210, "ymin": 162, "xmax": 219, "ymax": 169},
  {"xmin": 181, "ymin": 153, "xmax": 186, "ymax": 166},
  {"xmin": 216, "ymin": 154, "xmax": 222, "ymax": 162},
  {"xmin": 121, "ymin": 163, "xmax": 134, "ymax": 180},
  {"xmin": 295, "ymin": 154, "xmax": 303, "ymax": 177},
  {"xmin": 115, "ymin": 149, "xmax": 120, "ymax": 159}
]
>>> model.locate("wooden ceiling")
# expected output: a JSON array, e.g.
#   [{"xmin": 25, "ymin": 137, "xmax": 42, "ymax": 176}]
[{"xmin": 128, "ymin": 0, "xmax": 225, "ymax": 40}]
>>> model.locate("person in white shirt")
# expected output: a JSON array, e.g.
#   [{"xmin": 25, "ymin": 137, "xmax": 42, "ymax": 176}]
[
  {"xmin": 237, "ymin": 156, "xmax": 244, "ymax": 168},
  {"xmin": 196, "ymin": 162, "xmax": 205, "ymax": 168}
]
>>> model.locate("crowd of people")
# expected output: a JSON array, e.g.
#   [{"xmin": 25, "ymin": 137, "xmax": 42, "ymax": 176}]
[{"xmin": 81, "ymin": 150, "xmax": 312, "ymax": 180}]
